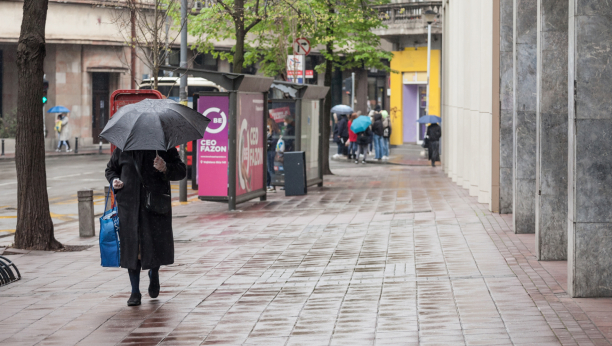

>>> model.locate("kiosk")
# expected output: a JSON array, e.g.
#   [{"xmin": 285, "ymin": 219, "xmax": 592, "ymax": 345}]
[
  {"xmin": 268, "ymin": 82, "xmax": 329, "ymax": 188},
  {"xmin": 161, "ymin": 66, "xmax": 273, "ymax": 210}
]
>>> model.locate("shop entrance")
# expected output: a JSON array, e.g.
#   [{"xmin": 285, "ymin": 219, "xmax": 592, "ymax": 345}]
[{"xmin": 92, "ymin": 72, "xmax": 110, "ymax": 143}]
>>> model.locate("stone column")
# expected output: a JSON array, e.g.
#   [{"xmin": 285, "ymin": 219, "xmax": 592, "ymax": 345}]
[
  {"xmin": 499, "ymin": 0, "xmax": 513, "ymax": 214},
  {"xmin": 568, "ymin": 0, "xmax": 612, "ymax": 297},
  {"xmin": 513, "ymin": 0, "xmax": 537, "ymax": 234},
  {"xmin": 535, "ymin": 0, "xmax": 568, "ymax": 260},
  {"xmin": 469, "ymin": 0, "xmax": 482, "ymax": 198}
]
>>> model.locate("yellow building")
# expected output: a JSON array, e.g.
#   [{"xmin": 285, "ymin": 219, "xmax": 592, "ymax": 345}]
[{"xmin": 389, "ymin": 47, "xmax": 441, "ymax": 145}]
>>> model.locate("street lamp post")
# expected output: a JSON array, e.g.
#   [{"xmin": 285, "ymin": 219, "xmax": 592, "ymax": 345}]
[{"xmin": 423, "ymin": 9, "xmax": 437, "ymax": 116}]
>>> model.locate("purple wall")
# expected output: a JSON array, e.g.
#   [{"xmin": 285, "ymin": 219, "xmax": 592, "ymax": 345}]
[{"xmin": 403, "ymin": 84, "xmax": 418, "ymax": 143}]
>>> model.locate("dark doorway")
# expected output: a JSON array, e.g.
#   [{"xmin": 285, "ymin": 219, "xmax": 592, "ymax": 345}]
[{"xmin": 92, "ymin": 73, "xmax": 110, "ymax": 143}]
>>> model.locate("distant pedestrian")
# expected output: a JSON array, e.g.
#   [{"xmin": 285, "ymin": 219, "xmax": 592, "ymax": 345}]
[
  {"xmin": 105, "ymin": 148, "xmax": 186, "ymax": 306},
  {"xmin": 371, "ymin": 111, "xmax": 384, "ymax": 160},
  {"xmin": 55, "ymin": 113, "xmax": 71, "ymax": 152},
  {"xmin": 347, "ymin": 113, "xmax": 358, "ymax": 160},
  {"xmin": 283, "ymin": 116, "xmax": 295, "ymax": 152},
  {"xmin": 381, "ymin": 110, "xmax": 392, "ymax": 160},
  {"xmin": 367, "ymin": 111, "xmax": 375, "ymax": 157},
  {"xmin": 333, "ymin": 114, "xmax": 349, "ymax": 159},
  {"xmin": 426, "ymin": 122, "xmax": 442, "ymax": 167},
  {"xmin": 355, "ymin": 115, "xmax": 372, "ymax": 164},
  {"xmin": 266, "ymin": 118, "xmax": 279, "ymax": 193}
]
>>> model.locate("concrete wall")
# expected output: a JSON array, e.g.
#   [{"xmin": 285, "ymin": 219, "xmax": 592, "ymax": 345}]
[{"xmin": 441, "ymin": 0, "xmax": 496, "ymax": 210}]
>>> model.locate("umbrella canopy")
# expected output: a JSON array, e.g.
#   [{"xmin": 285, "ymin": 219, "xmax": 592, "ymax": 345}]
[
  {"xmin": 331, "ymin": 104, "xmax": 353, "ymax": 115},
  {"xmin": 417, "ymin": 115, "xmax": 441, "ymax": 124},
  {"xmin": 350, "ymin": 115, "xmax": 372, "ymax": 133},
  {"xmin": 99, "ymin": 99, "xmax": 211, "ymax": 151},
  {"xmin": 47, "ymin": 106, "xmax": 70, "ymax": 113}
]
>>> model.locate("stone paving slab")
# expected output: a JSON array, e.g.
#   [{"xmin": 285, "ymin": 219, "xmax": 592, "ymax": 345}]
[{"xmin": 1, "ymin": 157, "xmax": 612, "ymax": 345}]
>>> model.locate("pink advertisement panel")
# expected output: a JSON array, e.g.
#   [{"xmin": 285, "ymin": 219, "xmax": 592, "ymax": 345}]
[
  {"xmin": 197, "ymin": 95, "xmax": 229, "ymax": 197},
  {"xmin": 236, "ymin": 93, "xmax": 265, "ymax": 196}
]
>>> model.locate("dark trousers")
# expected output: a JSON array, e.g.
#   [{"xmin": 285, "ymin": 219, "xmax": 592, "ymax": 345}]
[
  {"xmin": 128, "ymin": 260, "xmax": 159, "ymax": 294},
  {"xmin": 266, "ymin": 150, "xmax": 275, "ymax": 187},
  {"xmin": 429, "ymin": 141, "xmax": 440, "ymax": 164}
]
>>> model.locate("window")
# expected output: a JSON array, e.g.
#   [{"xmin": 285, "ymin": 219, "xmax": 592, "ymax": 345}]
[{"xmin": 193, "ymin": 53, "xmax": 218, "ymax": 71}]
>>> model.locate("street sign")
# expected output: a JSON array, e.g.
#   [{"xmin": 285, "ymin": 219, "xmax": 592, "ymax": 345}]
[{"xmin": 293, "ymin": 38, "xmax": 311, "ymax": 56}]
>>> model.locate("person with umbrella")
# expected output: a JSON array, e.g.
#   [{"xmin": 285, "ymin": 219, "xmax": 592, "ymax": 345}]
[
  {"xmin": 101, "ymin": 99, "xmax": 209, "ymax": 306},
  {"xmin": 351, "ymin": 113, "xmax": 373, "ymax": 164},
  {"xmin": 48, "ymin": 106, "xmax": 72, "ymax": 152},
  {"xmin": 421, "ymin": 116, "xmax": 442, "ymax": 167}
]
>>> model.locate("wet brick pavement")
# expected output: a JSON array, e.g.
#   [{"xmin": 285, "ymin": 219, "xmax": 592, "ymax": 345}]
[{"xmin": 1, "ymin": 155, "xmax": 612, "ymax": 345}]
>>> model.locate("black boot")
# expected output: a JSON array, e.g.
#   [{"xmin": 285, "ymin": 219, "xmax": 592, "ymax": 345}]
[
  {"xmin": 127, "ymin": 262, "xmax": 142, "ymax": 306},
  {"xmin": 148, "ymin": 268, "xmax": 160, "ymax": 299},
  {"xmin": 127, "ymin": 292, "xmax": 142, "ymax": 306}
]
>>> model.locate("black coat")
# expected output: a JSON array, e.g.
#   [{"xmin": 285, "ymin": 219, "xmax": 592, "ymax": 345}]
[
  {"xmin": 372, "ymin": 113, "xmax": 384, "ymax": 136},
  {"xmin": 427, "ymin": 123, "xmax": 442, "ymax": 141},
  {"xmin": 337, "ymin": 115, "xmax": 349, "ymax": 138},
  {"xmin": 105, "ymin": 148, "xmax": 186, "ymax": 270},
  {"xmin": 356, "ymin": 127, "xmax": 372, "ymax": 145}
]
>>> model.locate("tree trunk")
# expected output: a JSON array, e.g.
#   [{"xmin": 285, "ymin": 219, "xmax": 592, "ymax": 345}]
[
  {"xmin": 233, "ymin": 27, "xmax": 245, "ymax": 73},
  {"xmin": 14, "ymin": 0, "xmax": 61, "ymax": 250},
  {"xmin": 322, "ymin": 44, "xmax": 334, "ymax": 175}
]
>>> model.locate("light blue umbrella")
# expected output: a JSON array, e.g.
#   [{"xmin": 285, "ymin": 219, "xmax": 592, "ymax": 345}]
[
  {"xmin": 350, "ymin": 115, "xmax": 372, "ymax": 133},
  {"xmin": 416, "ymin": 115, "xmax": 441, "ymax": 124},
  {"xmin": 331, "ymin": 104, "xmax": 353, "ymax": 115},
  {"xmin": 47, "ymin": 106, "xmax": 70, "ymax": 113}
]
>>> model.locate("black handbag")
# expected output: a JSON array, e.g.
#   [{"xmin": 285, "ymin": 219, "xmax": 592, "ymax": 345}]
[
  {"xmin": 131, "ymin": 154, "xmax": 171, "ymax": 215},
  {"xmin": 422, "ymin": 136, "xmax": 430, "ymax": 148}
]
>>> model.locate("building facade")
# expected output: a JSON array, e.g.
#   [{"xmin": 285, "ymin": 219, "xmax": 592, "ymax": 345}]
[{"xmin": 442, "ymin": 0, "xmax": 612, "ymax": 298}]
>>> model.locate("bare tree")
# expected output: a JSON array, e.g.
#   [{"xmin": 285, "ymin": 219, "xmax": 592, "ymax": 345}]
[
  {"xmin": 14, "ymin": 0, "xmax": 62, "ymax": 250},
  {"xmin": 110, "ymin": 0, "xmax": 182, "ymax": 90}
]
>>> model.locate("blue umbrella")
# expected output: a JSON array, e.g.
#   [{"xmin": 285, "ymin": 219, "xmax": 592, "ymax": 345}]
[
  {"xmin": 417, "ymin": 115, "xmax": 441, "ymax": 124},
  {"xmin": 350, "ymin": 115, "xmax": 372, "ymax": 133},
  {"xmin": 47, "ymin": 106, "xmax": 70, "ymax": 113},
  {"xmin": 331, "ymin": 104, "xmax": 353, "ymax": 115}
]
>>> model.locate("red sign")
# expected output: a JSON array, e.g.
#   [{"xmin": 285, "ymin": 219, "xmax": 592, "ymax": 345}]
[{"xmin": 306, "ymin": 70, "xmax": 314, "ymax": 79}]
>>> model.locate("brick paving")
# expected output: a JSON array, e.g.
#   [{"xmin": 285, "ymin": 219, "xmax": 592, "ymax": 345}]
[{"xmin": 1, "ymin": 152, "xmax": 612, "ymax": 345}]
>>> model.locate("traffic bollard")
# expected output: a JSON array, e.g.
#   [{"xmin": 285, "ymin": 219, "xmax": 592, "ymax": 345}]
[
  {"xmin": 77, "ymin": 190, "xmax": 95, "ymax": 237},
  {"xmin": 1, "ymin": 139, "xmax": 4, "ymax": 156},
  {"xmin": 74, "ymin": 137, "xmax": 79, "ymax": 153}
]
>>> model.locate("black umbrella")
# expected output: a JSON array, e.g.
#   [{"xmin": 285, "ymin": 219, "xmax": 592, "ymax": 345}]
[{"xmin": 99, "ymin": 99, "xmax": 211, "ymax": 151}]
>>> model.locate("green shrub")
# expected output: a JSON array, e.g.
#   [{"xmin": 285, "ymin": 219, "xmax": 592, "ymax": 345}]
[{"xmin": 0, "ymin": 110, "xmax": 17, "ymax": 138}]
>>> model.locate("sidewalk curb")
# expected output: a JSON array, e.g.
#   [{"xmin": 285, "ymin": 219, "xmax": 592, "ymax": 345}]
[{"xmin": 0, "ymin": 150, "xmax": 111, "ymax": 162}]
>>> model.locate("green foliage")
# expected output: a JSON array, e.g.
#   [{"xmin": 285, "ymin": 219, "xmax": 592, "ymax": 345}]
[
  {"xmin": 187, "ymin": 0, "xmax": 393, "ymax": 76},
  {"xmin": 0, "ymin": 110, "xmax": 17, "ymax": 138}
]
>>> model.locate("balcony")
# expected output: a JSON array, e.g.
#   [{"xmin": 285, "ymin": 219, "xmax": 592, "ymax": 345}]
[{"xmin": 372, "ymin": 1, "xmax": 442, "ymax": 39}]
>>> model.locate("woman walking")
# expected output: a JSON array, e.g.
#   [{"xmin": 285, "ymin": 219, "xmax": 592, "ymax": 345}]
[
  {"xmin": 266, "ymin": 118, "xmax": 279, "ymax": 192},
  {"xmin": 105, "ymin": 148, "xmax": 186, "ymax": 306},
  {"xmin": 426, "ymin": 122, "xmax": 442, "ymax": 167},
  {"xmin": 347, "ymin": 113, "xmax": 358, "ymax": 160},
  {"xmin": 55, "ymin": 113, "xmax": 71, "ymax": 152}
]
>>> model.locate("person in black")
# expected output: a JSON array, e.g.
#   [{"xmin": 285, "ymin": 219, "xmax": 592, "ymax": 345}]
[
  {"xmin": 105, "ymin": 148, "xmax": 186, "ymax": 306},
  {"xmin": 266, "ymin": 118, "xmax": 279, "ymax": 192},
  {"xmin": 426, "ymin": 123, "xmax": 442, "ymax": 167},
  {"xmin": 283, "ymin": 116, "xmax": 296, "ymax": 152},
  {"xmin": 335, "ymin": 114, "xmax": 350, "ymax": 158},
  {"xmin": 355, "ymin": 115, "xmax": 373, "ymax": 164}
]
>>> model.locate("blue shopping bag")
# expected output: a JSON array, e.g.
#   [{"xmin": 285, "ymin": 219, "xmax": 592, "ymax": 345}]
[{"xmin": 99, "ymin": 185, "xmax": 120, "ymax": 267}]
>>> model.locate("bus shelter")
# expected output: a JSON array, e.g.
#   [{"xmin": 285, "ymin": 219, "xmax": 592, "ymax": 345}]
[
  {"xmin": 161, "ymin": 66, "xmax": 273, "ymax": 210},
  {"xmin": 268, "ymin": 82, "xmax": 329, "ymax": 188}
]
